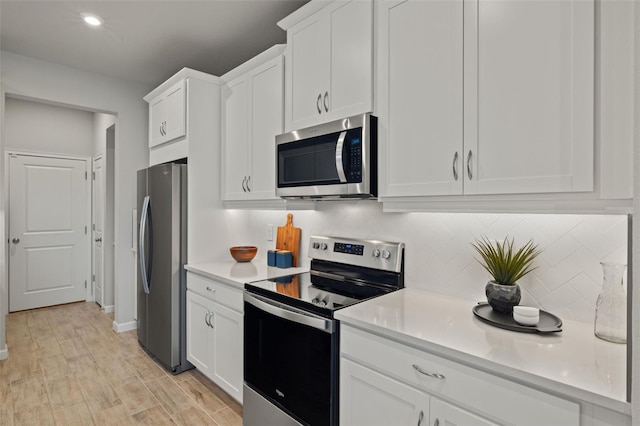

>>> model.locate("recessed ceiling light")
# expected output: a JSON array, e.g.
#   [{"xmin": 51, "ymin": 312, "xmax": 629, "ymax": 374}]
[{"xmin": 81, "ymin": 13, "xmax": 104, "ymax": 27}]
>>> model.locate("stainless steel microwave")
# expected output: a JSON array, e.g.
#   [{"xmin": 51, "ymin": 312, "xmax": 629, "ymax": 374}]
[{"xmin": 276, "ymin": 113, "xmax": 377, "ymax": 199}]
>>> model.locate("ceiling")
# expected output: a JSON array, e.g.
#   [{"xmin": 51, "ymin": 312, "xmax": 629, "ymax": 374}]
[{"xmin": 0, "ymin": 0, "xmax": 309, "ymax": 88}]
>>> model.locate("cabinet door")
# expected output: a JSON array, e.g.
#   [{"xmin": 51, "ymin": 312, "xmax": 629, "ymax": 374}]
[
  {"xmin": 340, "ymin": 358, "xmax": 429, "ymax": 426},
  {"xmin": 210, "ymin": 301, "xmax": 243, "ymax": 403},
  {"xmin": 430, "ymin": 397, "xmax": 498, "ymax": 426},
  {"xmin": 378, "ymin": 0, "xmax": 463, "ymax": 197},
  {"xmin": 149, "ymin": 80, "xmax": 187, "ymax": 148},
  {"xmin": 222, "ymin": 76, "xmax": 249, "ymax": 200},
  {"xmin": 285, "ymin": 9, "xmax": 330, "ymax": 130},
  {"xmin": 464, "ymin": 0, "xmax": 594, "ymax": 194},
  {"xmin": 326, "ymin": 0, "xmax": 373, "ymax": 121},
  {"xmin": 186, "ymin": 290, "xmax": 213, "ymax": 375},
  {"xmin": 247, "ymin": 55, "xmax": 284, "ymax": 200}
]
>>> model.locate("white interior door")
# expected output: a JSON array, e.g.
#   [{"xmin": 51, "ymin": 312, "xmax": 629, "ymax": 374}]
[
  {"xmin": 92, "ymin": 156, "xmax": 104, "ymax": 307},
  {"xmin": 9, "ymin": 154, "xmax": 89, "ymax": 311}
]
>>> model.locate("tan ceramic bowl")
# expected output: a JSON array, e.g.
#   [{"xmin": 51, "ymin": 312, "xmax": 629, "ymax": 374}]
[{"xmin": 230, "ymin": 246, "xmax": 257, "ymax": 262}]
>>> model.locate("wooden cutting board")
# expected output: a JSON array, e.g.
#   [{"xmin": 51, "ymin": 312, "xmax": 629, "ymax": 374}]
[{"xmin": 276, "ymin": 213, "xmax": 301, "ymax": 267}]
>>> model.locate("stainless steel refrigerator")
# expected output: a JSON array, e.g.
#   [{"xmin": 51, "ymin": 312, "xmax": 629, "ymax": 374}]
[{"xmin": 137, "ymin": 162, "xmax": 192, "ymax": 374}]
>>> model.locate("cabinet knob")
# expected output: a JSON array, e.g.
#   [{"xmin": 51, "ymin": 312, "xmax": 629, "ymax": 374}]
[
  {"xmin": 11, "ymin": 238, "xmax": 20, "ymax": 244},
  {"xmin": 317, "ymin": 93, "xmax": 323, "ymax": 114}
]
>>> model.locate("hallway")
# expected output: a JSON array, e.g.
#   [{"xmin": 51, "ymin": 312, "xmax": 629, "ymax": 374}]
[{"xmin": 0, "ymin": 302, "xmax": 242, "ymax": 425}]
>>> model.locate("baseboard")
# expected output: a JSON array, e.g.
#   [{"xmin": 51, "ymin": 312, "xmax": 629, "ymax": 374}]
[
  {"xmin": 112, "ymin": 319, "xmax": 137, "ymax": 333},
  {"xmin": 0, "ymin": 343, "xmax": 8, "ymax": 360},
  {"xmin": 101, "ymin": 305, "xmax": 114, "ymax": 314}
]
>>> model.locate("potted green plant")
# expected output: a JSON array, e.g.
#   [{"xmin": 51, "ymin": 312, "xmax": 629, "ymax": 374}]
[{"xmin": 471, "ymin": 236, "xmax": 541, "ymax": 313}]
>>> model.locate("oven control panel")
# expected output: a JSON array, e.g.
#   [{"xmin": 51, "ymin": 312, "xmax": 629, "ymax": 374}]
[{"xmin": 309, "ymin": 236, "xmax": 404, "ymax": 273}]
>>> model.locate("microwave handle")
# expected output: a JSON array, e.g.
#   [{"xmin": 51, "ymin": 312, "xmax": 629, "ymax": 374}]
[{"xmin": 335, "ymin": 131, "xmax": 348, "ymax": 183}]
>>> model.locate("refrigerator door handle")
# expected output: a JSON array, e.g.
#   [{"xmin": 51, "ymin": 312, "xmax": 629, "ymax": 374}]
[{"xmin": 139, "ymin": 195, "xmax": 151, "ymax": 294}]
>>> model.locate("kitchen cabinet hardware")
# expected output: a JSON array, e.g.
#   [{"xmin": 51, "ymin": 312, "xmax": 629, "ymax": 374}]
[
  {"xmin": 95, "ymin": 238, "xmax": 102, "ymax": 243},
  {"xmin": 206, "ymin": 286, "xmax": 216, "ymax": 293},
  {"xmin": 452, "ymin": 152, "xmax": 459, "ymax": 181},
  {"xmin": 433, "ymin": 419, "xmax": 439, "ymax": 426},
  {"xmin": 246, "ymin": 175, "xmax": 251, "ymax": 192},
  {"xmin": 205, "ymin": 311, "xmax": 212, "ymax": 328},
  {"xmin": 412, "ymin": 364, "xmax": 445, "ymax": 379},
  {"xmin": 323, "ymin": 91, "xmax": 329, "ymax": 112},
  {"xmin": 466, "ymin": 150, "xmax": 473, "ymax": 180},
  {"xmin": 317, "ymin": 93, "xmax": 323, "ymax": 114},
  {"xmin": 418, "ymin": 410, "xmax": 424, "ymax": 426},
  {"xmin": 241, "ymin": 176, "xmax": 247, "ymax": 192},
  {"xmin": 11, "ymin": 238, "xmax": 20, "ymax": 244}
]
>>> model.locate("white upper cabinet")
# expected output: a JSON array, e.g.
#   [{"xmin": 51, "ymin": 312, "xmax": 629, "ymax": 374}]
[
  {"xmin": 221, "ymin": 47, "xmax": 284, "ymax": 201},
  {"xmin": 281, "ymin": 0, "xmax": 373, "ymax": 131},
  {"xmin": 379, "ymin": 0, "xmax": 607, "ymax": 206},
  {"xmin": 378, "ymin": 0, "xmax": 463, "ymax": 197},
  {"xmin": 144, "ymin": 68, "xmax": 220, "ymax": 166},
  {"xmin": 464, "ymin": 0, "xmax": 594, "ymax": 195},
  {"xmin": 148, "ymin": 80, "xmax": 186, "ymax": 148}
]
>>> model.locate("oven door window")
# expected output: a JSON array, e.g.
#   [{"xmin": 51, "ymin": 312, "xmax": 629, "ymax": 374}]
[
  {"xmin": 244, "ymin": 300, "xmax": 335, "ymax": 426},
  {"xmin": 277, "ymin": 128, "xmax": 362, "ymax": 188}
]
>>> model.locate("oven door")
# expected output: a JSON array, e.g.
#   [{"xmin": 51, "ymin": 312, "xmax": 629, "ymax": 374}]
[{"xmin": 244, "ymin": 292, "xmax": 338, "ymax": 426}]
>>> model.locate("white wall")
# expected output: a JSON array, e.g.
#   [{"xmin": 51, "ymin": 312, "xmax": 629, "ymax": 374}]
[
  {"xmin": 5, "ymin": 97, "xmax": 94, "ymax": 156},
  {"xmin": 0, "ymin": 51, "xmax": 151, "ymax": 345},
  {"xmin": 217, "ymin": 203, "xmax": 628, "ymax": 325},
  {"xmin": 93, "ymin": 112, "xmax": 116, "ymax": 155}
]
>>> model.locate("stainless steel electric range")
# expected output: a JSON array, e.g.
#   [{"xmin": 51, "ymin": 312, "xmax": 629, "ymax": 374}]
[{"xmin": 243, "ymin": 236, "xmax": 405, "ymax": 426}]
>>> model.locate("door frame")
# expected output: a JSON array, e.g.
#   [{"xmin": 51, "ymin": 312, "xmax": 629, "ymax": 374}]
[
  {"xmin": 4, "ymin": 150, "xmax": 92, "ymax": 308},
  {"xmin": 92, "ymin": 154, "xmax": 104, "ymax": 308}
]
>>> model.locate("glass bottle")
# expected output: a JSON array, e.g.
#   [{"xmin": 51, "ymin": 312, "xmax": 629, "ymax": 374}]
[{"xmin": 594, "ymin": 262, "xmax": 627, "ymax": 344}]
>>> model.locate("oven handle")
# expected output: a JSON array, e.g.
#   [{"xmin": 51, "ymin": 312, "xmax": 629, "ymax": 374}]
[{"xmin": 244, "ymin": 292, "xmax": 335, "ymax": 334}]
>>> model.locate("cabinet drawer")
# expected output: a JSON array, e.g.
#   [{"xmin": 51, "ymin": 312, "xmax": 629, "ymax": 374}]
[
  {"xmin": 341, "ymin": 325, "xmax": 579, "ymax": 426},
  {"xmin": 186, "ymin": 272, "xmax": 243, "ymax": 313}
]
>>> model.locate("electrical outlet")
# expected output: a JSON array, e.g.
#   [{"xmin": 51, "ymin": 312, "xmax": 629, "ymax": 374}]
[{"xmin": 266, "ymin": 224, "xmax": 274, "ymax": 241}]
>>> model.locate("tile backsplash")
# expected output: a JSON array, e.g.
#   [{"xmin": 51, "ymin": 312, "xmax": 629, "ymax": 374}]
[{"xmin": 222, "ymin": 201, "xmax": 629, "ymax": 325}]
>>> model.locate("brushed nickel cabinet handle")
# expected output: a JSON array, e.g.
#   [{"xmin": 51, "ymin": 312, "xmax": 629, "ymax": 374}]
[
  {"xmin": 452, "ymin": 151, "xmax": 459, "ymax": 181},
  {"xmin": 417, "ymin": 410, "xmax": 424, "ymax": 426},
  {"xmin": 317, "ymin": 93, "xmax": 323, "ymax": 114},
  {"xmin": 246, "ymin": 175, "xmax": 251, "ymax": 192},
  {"xmin": 412, "ymin": 364, "xmax": 446, "ymax": 379},
  {"xmin": 241, "ymin": 176, "xmax": 247, "ymax": 192},
  {"xmin": 323, "ymin": 91, "xmax": 329, "ymax": 112},
  {"xmin": 466, "ymin": 150, "xmax": 473, "ymax": 180}
]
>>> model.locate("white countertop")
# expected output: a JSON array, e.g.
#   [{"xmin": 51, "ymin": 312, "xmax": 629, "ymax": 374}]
[
  {"xmin": 185, "ymin": 260, "xmax": 308, "ymax": 288},
  {"xmin": 335, "ymin": 288, "xmax": 629, "ymax": 414}
]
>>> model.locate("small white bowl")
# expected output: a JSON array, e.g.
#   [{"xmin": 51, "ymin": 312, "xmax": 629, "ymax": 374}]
[{"xmin": 513, "ymin": 306, "xmax": 540, "ymax": 326}]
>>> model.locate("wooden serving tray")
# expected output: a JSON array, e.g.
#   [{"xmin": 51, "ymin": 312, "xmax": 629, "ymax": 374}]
[{"xmin": 472, "ymin": 303, "xmax": 562, "ymax": 333}]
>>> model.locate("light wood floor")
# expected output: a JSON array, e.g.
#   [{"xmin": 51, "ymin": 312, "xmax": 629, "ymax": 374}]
[{"xmin": 0, "ymin": 302, "xmax": 243, "ymax": 425}]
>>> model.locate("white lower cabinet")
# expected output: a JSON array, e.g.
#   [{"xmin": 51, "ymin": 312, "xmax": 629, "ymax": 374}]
[
  {"xmin": 341, "ymin": 359, "xmax": 495, "ymax": 426},
  {"xmin": 186, "ymin": 273, "xmax": 243, "ymax": 403},
  {"xmin": 340, "ymin": 325, "xmax": 579, "ymax": 426}
]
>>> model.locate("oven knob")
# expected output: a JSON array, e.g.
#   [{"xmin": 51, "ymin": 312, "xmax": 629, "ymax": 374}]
[
  {"xmin": 382, "ymin": 249, "xmax": 391, "ymax": 259},
  {"xmin": 372, "ymin": 249, "xmax": 380, "ymax": 258},
  {"xmin": 320, "ymin": 243, "xmax": 328, "ymax": 250}
]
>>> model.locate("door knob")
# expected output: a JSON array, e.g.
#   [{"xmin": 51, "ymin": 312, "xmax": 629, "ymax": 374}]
[{"xmin": 11, "ymin": 238, "xmax": 20, "ymax": 244}]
